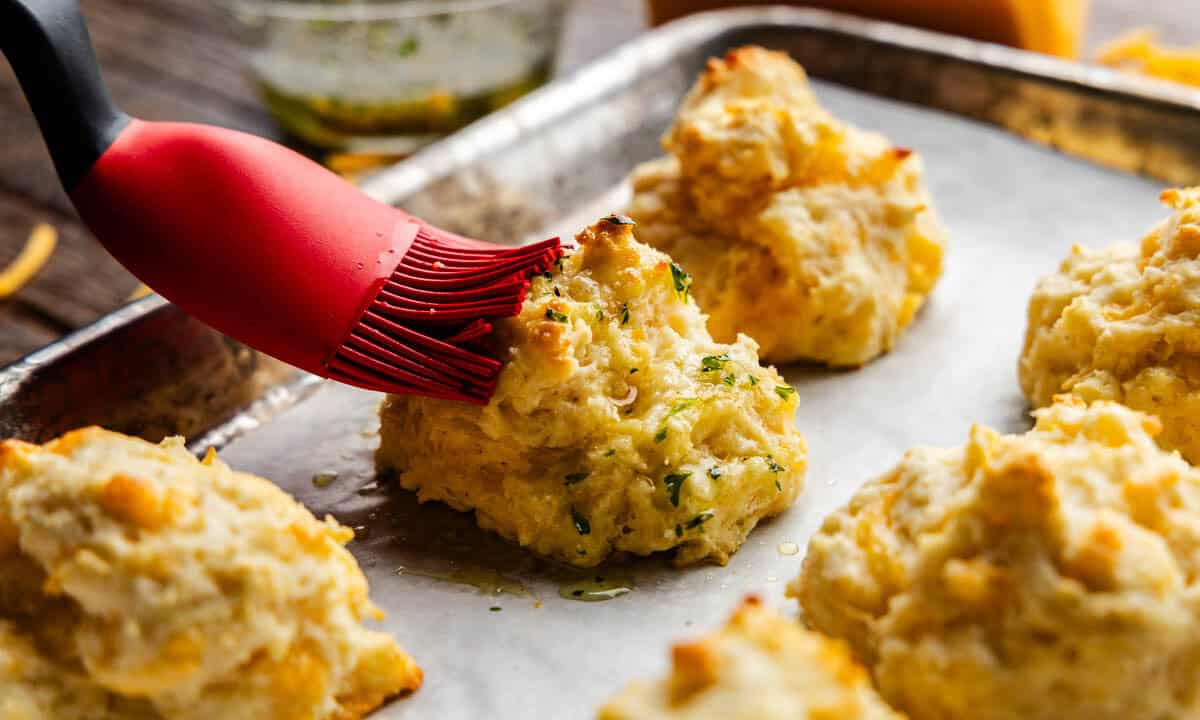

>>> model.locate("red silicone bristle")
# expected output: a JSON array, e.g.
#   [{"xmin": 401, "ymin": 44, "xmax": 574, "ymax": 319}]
[
  {"xmin": 326, "ymin": 222, "xmax": 563, "ymax": 404},
  {"xmin": 381, "ymin": 274, "xmax": 529, "ymax": 303},
  {"xmin": 346, "ymin": 326, "xmax": 489, "ymax": 386},
  {"xmin": 357, "ymin": 311, "xmax": 500, "ymax": 376},
  {"xmin": 443, "ymin": 318, "xmax": 493, "ymax": 345}
]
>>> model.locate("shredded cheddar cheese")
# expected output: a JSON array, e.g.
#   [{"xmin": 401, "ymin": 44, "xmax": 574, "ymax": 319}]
[
  {"xmin": 127, "ymin": 284, "xmax": 153, "ymax": 301},
  {"xmin": 1098, "ymin": 29, "xmax": 1200, "ymax": 88},
  {"xmin": 0, "ymin": 223, "xmax": 56, "ymax": 298}
]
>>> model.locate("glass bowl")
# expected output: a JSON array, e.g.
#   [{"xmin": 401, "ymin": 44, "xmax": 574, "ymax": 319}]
[{"xmin": 228, "ymin": 0, "xmax": 570, "ymax": 154}]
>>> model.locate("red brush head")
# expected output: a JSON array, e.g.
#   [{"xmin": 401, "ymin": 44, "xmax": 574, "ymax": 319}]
[
  {"xmin": 70, "ymin": 119, "xmax": 561, "ymax": 403},
  {"xmin": 327, "ymin": 230, "xmax": 564, "ymax": 402}
]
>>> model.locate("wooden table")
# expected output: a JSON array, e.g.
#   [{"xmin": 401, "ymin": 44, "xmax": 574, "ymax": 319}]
[{"xmin": 0, "ymin": 0, "xmax": 1195, "ymax": 364}]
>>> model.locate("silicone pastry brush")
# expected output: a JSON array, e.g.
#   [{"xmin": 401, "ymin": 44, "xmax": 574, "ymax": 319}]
[{"xmin": 0, "ymin": 0, "xmax": 562, "ymax": 403}]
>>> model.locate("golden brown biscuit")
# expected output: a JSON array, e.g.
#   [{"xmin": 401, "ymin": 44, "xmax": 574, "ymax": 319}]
[
  {"xmin": 597, "ymin": 597, "xmax": 903, "ymax": 720},
  {"xmin": 628, "ymin": 46, "xmax": 946, "ymax": 366},
  {"xmin": 1020, "ymin": 187, "xmax": 1200, "ymax": 462},
  {"xmin": 792, "ymin": 398, "xmax": 1200, "ymax": 720},
  {"xmin": 0, "ymin": 620, "xmax": 160, "ymax": 720},
  {"xmin": 0, "ymin": 428, "xmax": 421, "ymax": 720},
  {"xmin": 378, "ymin": 216, "xmax": 806, "ymax": 568}
]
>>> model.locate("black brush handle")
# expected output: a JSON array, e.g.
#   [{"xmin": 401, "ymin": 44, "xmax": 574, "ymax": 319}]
[{"xmin": 0, "ymin": 0, "xmax": 128, "ymax": 191}]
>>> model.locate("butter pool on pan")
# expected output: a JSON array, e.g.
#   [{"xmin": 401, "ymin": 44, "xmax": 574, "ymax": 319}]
[
  {"xmin": 793, "ymin": 398, "xmax": 1200, "ymax": 720},
  {"xmin": 377, "ymin": 216, "xmax": 807, "ymax": 568},
  {"xmin": 597, "ymin": 596, "xmax": 901, "ymax": 720},
  {"xmin": 627, "ymin": 46, "xmax": 947, "ymax": 367},
  {"xmin": 0, "ymin": 427, "xmax": 420, "ymax": 720},
  {"xmin": 1020, "ymin": 186, "xmax": 1200, "ymax": 464}
]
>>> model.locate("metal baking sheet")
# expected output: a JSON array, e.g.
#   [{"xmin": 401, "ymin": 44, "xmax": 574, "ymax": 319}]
[{"xmin": 4, "ymin": 7, "xmax": 1200, "ymax": 718}]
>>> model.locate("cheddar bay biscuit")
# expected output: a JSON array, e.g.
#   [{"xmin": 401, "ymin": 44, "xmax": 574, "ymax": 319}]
[
  {"xmin": 0, "ymin": 427, "xmax": 420, "ymax": 720},
  {"xmin": 1021, "ymin": 187, "xmax": 1200, "ymax": 463},
  {"xmin": 378, "ymin": 216, "xmax": 806, "ymax": 568},
  {"xmin": 793, "ymin": 399, "xmax": 1200, "ymax": 720},
  {"xmin": 597, "ymin": 597, "xmax": 902, "ymax": 720},
  {"xmin": 628, "ymin": 46, "xmax": 946, "ymax": 366}
]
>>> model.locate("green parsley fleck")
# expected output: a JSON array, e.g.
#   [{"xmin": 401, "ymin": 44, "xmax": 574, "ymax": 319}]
[
  {"xmin": 701, "ymin": 354, "xmax": 731, "ymax": 373},
  {"xmin": 489, "ymin": 606, "xmax": 502, "ymax": 612},
  {"xmin": 722, "ymin": 374, "xmax": 736, "ymax": 386},
  {"xmin": 655, "ymin": 428, "xmax": 668, "ymax": 443},
  {"xmin": 541, "ymin": 271, "xmax": 552, "ymax": 280},
  {"xmin": 766, "ymin": 456, "xmax": 786, "ymax": 473},
  {"xmin": 670, "ymin": 262, "xmax": 692, "ymax": 298},
  {"xmin": 620, "ymin": 303, "xmax": 630, "ymax": 325},
  {"xmin": 686, "ymin": 511, "xmax": 715, "ymax": 530},
  {"xmin": 668, "ymin": 398, "xmax": 700, "ymax": 417},
  {"xmin": 708, "ymin": 466, "xmax": 722, "ymax": 480},
  {"xmin": 664, "ymin": 471, "xmax": 692, "ymax": 507},
  {"xmin": 571, "ymin": 507, "xmax": 591, "ymax": 535},
  {"xmin": 596, "ymin": 309, "xmax": 605, "ymax": 321},
  {"xmin": 604, "ymin": 214, "xmax": 636, "ymax": 226},
  {"xmin": 545, "ymin": 308, "xmax": 569, "ymax": 323},
  {"xmin": 553, "ymin": 286, "xmax": 561, "ymax": 297},
  {"xmin": 397, "ymin": 36, "xmax": 420, "ymax": 56},
  {"xmin": 748, "ymin": 376, "xmax": 760, "ymax": 387},
  {"xmin": 775, "ymin": 478, "xmax": 783, "ymax": 492},
  {"xmin": 775, "ymin": 385, "xmax": 797, "ymax": 400},
  {"xmin": 674, "ymin": 524, "xmax": 683, "ymax": 538},
  {"xmin": 630, "ymin": 368, "xmax": 639, "ymax": 374},
  {"xmin": 564, "ymin": 472, "xmax": 590, "ymax": 486},
  {"xmin": 603, "ymin": 449, "xmax": 616, "ymax": 457}
]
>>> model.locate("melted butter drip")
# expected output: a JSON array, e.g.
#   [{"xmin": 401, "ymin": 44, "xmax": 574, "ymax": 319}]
[
  {"xmin": 339, "ymin": 475, "xmax": 664, "ymax": 606},
  {"xmin": 397, "ymin": 565, "xmax": 532, "ymax": 598},
  {"xmin": 558, "ymin": 574, "xmax": 635, "ymax": 602},
  {"xmin": 311, "ymin": 471, "xmax": 339, "ymax": 488}
]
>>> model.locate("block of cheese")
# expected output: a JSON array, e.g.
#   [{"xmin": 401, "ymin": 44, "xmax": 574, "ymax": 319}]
[{"xmin": 646, "ymin": 0, "xmax": 1088, "ymax": 58}]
